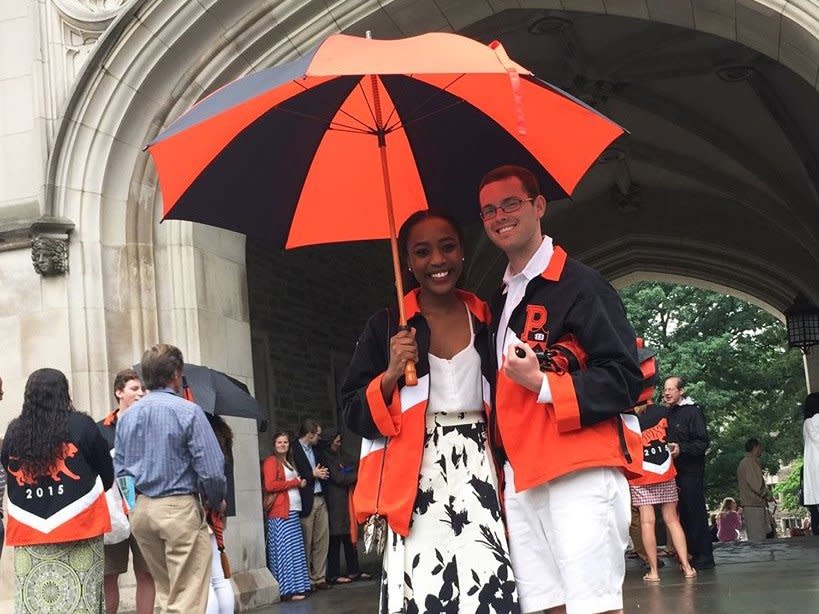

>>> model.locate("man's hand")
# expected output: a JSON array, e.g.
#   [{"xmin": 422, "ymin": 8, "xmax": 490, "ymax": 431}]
[
  {"xmin": 313, "ymin": 464, "xmax": 329, "ymax": 480},
  {"xmin": 299, "ymin": 478, "xmax": 307, "ymax": 488},
  {"xmin": 668, "ymin": 442, "xmax": 680, "ymax": 458},
  {"xmin": 504, "ymin": 343, "xmax": 545, "ymax": 394}
]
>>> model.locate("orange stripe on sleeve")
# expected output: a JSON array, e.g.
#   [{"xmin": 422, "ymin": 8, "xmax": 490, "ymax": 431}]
[
  {"xmin": 365, "ymin": 374, "xmax": 401, "ymax": 437},
  {"xmin": 547, "ymin": 371, "xmax": 582, "ymax": 432}
]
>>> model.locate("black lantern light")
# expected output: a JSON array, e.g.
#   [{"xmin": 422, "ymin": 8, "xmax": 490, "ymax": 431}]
[{"xmin": 785, "ymin": 294, "xmax": 819, "ymax": 354}]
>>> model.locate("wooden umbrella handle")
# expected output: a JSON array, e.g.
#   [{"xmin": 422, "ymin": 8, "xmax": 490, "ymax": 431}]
[{"xmin": 404, "ymin": 361, "xmax": 417, "ymax": 386}]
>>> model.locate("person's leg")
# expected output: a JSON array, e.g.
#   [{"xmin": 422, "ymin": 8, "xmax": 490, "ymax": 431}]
[
  {"xmin": 629, "ymin": 505, "xmax": 648, "ymax": 564},
  {"xmin": 312, "ymin": 498, "xmax": 330, "ymax": 585},
  {"xmin": 677, "ymin": 474, "xmax": 713, "ymax": 567},
  {"xmin": 208, "ymin": 532, "xmax": 235, "ymax": 613},
  {"xmin": 503, "ymin": 462, "xmax": 565, "ymax": 613},
  {"xmin": 157, "ymin": 496, "xmax": 212, "ymax": 613},
  {"xmin": 300, "ymin": 506, "xmax": 316, "ymax": 583},
  {"xmin": 131, "ymin": 496, "xmax": 171, "ymax": 603},
  {"xmin": 638, "ymin": 505, "xmax": 659, "ymax": 581},
  {"xmin": 809, "ymin": 505, "xmax": 819, "ymax": 536},
  {"xmin": 131, "ymin": 536, "xmax": 156, "ymax": 614},
  {"xmin": 103, "ymin": 540, "xmax": 130, "ymax": 613},
  {"xmin": 327, "ymin": 535, "xmax": 341, "ymax": 582},
  {"xmin": 547, "ymin": 468, "xmax": 630, "ymax": 614},
  {"xmin": 744, "ymin": 507, "xmax": 767, "ymax": 541},
  {"xmin": 103, "ymin": 575, "xmax": 120, "ymax": 614},
  {"xmin": 342, "ymin": 535, "xmax": 361, "ymax": 577},
  {"xmin": 660, "ymin": 502, "xmax": 696, "ymax": 577}
]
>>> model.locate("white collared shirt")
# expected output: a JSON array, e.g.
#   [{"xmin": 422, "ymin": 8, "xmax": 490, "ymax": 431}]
[{"xmin": 496, "ymin": 235, "xmax": 554, "ymax": 404}]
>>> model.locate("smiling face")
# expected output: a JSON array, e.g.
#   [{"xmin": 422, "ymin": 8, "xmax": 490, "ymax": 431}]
[
  {"xmin": 479, "ymin": 175, "xmax": 545, "ymax": 267},
  {"xmin": 274, "ymin": 435, "xmax": 290, "ymax": 455},
  {"xmin": 406, "ymin": 217, "xmax": 464, "ymax": 297},
  {"xmin": 115, "ymin": 378, "xmax": 145, "ymax": 411},
  {"xmin": 330, "ymin": 434, "xmax": 342, "ymax": 452},
  {"xmin": 663, "ymin": 377, "xmax": 684, "ymax": 406}
]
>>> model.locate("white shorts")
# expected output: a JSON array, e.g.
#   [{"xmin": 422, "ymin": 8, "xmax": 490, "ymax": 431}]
[{"xmin": 504, "ymin": 463, "xmax": 630, "ymax": 614}]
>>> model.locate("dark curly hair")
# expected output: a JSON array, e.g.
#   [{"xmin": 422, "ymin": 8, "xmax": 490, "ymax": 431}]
[{"xmin": 4, "ymin": 368, "xmax": 74, "ymax": 478}]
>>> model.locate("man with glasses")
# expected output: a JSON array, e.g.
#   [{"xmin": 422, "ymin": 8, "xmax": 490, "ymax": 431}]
[{"xmin": 479, "ymin": 165, "xmax": 643, "ymax": 614}]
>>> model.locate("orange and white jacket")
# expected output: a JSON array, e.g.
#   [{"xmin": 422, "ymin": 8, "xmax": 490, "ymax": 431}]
[
  {"xmin": 490, "ymin": 245, "xmax": 644, "ymax": 492},
  {"xmin": 1, "ymin": 412, "xmax": 114, "ymax": 546},
  {"xmin": 342, "ymin": 289, "xmax": 493, "ymax": 537},
  {"xmin": 628, "ymin": 404, "xmax": 677, "ymax": 486}
]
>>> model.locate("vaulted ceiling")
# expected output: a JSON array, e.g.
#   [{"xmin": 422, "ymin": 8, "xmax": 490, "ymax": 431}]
[{"xmin": 459, "ymin": 10, "xmax": 819, "ymax": 316}]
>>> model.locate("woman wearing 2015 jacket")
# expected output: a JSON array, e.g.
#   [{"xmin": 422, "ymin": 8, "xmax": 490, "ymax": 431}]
[
  {"xmin": 2, "ymin": 368, "xmax": 114, "ymax": 613},
  {"xmin": 342, "ymin": 211, "xmax": 519, "ymax": 614}
]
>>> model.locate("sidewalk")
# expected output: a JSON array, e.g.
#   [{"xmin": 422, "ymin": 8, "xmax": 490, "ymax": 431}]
[{"xmin": 257, "ymin": 537, "xmax": 819, "ymax": 613}]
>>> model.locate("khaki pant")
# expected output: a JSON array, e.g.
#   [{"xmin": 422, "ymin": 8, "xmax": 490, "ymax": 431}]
[
  {"xmin": 300, "ymin": 495, "xmax": 329, "ymax": 585},
  {"xmin": 131, "ymin": 494, "xmax": 211, "ymax": 613},
  {"xmin": 744, "ymin": 506, "xmax": 769, "ymax": 541}
]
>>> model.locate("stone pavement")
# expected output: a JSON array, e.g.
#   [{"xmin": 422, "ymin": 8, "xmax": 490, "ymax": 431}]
[{"xmin": 255, "ymin": 537, "xmax": 819, "ymax": 613}]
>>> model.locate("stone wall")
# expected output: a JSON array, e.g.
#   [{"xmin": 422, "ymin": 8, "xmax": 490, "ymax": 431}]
[{"xmin": 246, "ymin": 239, "xmax": 395, "ymax": 457}]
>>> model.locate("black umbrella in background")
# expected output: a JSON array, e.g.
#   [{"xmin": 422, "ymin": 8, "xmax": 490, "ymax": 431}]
[{"xmin": 133, "ymin": 362, "xmax": 267, "ymax": 431}]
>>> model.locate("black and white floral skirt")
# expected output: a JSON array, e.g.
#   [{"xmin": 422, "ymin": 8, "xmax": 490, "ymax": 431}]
[{"xmin": 380, "ymin": 412, "xmax": 520, "ymax": 614}]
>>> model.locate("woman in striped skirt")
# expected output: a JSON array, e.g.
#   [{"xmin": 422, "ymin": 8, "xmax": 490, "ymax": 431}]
[
  {"xmin": 629, "ymin": 403, "xmax": 697, "ymax": 581},
  {"xmin": 262, "ymin": 432, "xmax": 312, "ymax": 601}
]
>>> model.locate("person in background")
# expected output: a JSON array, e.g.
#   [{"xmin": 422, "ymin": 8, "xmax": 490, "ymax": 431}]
[
  {"xmin": 802, "ymin": 393, "xmax": 819, "ymax": 536},
  {"xmin": 115, "ymin": 344, "xmax": 226, "ymax": 613},
  {"xmin": 262, "ymin": 432, "xmax": 311, "ymax": 601},
  {"xmin": 205, "ymin": 413, "xmax": 236, "ymax": 614},
  {"xmin": 709, "ymin": 514, "xmax": 719, "ymax": 543},
  {"xmin": 628, "ymin": 403, "xmax": 696, "ymax": 581},
  {"xmin": 0, "ymin": 374, "xmax": 6, "ymax": 561},
  {"xmin": 321, "ymin": 429, "xmax": 370, "ymax": 584},
  {"xmin": 99, "ymin": 368, "xmax": 155, "ymax": 614},
  {"xmin": 664, "ymin": 376, "xmax": 715, "ymax": 570},
  {"xmin": 2, "ymin": 368, "xmax": 114, "ymax": 612},
  {"xmin": 737, "ymin": 437, "xmax": 773, "ymax": 541},
  {"xmin": 292, "ymin": 418, "xmax": 332, "ymax": 590},
  {"xmin": 716, "ymin": 497, "xmax": 743, "ymax": 542}
]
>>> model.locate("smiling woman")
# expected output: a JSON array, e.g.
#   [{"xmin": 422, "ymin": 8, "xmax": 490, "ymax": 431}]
[{"xmin": 342, "ymin": 212, "xmax": 519, "ymax": 614}]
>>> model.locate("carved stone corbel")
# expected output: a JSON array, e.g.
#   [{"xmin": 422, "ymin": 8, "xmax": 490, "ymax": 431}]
[{"xmin": 29, "ymin": 217, "xmax": 75, "ymax": 276}]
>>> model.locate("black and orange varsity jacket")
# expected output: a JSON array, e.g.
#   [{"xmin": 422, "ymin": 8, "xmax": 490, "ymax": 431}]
[
  {"xmin": 629, "ymin": 403, "xmax": 677, "ymax": 486},
  {"xmin": 1, "ymin": 412, "xmax": 114, "ymax": 546},
  {"xmin": 490, "ymin": 246, "xmax": 644, "ymax": 492},
  {"xmin": 342, "ymin": 289, "xmax": 493, "ymax": 537}
]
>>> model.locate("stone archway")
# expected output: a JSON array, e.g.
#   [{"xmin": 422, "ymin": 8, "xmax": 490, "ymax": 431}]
[
  {"xmin": 36, "ymin": 0, "xmax": 819, "ymax": 604},
  {"xmin": 44, "ymin": 0, "xmax": 819, "ymax": 419}
]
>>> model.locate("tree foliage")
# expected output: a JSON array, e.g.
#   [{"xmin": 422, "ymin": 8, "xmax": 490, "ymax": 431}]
[{"xmin": 619, "ymin": 282, "xmax": 806, "ymax": 508}]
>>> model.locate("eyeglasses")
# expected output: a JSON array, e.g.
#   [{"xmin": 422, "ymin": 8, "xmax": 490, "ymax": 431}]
[{"xmin": 479, "ymin": 197, "xmax": 534, "ymax": 221}]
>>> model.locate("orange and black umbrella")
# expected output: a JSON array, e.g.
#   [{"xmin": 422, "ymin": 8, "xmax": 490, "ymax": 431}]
[{"xmin": 146, "ymin": 32, "xmax": 624, "ymax": 382}]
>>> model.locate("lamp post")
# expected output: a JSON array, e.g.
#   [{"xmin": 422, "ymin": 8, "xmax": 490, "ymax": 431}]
[{"xmin": 785, "ymin": 295, "xmax": 819, "ymax": 354}]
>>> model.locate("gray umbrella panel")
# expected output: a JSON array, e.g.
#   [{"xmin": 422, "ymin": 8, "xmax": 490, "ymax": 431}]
[{"xmin": 132, "ymin": 362, "xmax": 267, "ymax": 430}]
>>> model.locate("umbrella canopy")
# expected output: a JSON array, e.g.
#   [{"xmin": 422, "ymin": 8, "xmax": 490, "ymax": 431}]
[
  {"xmin": 147, "ymin": 32, "xmax": 625, "ymax": 386},
  {"xmin": 133, "ymin": 362, "xmax": 267, "ymax": 429},
  {"xmin": 147, "ymin": 32, "xmax": 624, "ymax": 247}
]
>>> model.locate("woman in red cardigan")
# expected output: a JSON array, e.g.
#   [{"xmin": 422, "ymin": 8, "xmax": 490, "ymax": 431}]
[{"xmin": 262, "ymin": 432, "xmax": 311, "ymax": 601}]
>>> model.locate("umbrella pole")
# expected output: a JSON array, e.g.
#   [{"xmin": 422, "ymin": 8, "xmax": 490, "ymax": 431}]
[
  {"xmin": 378, "ymin": 144, "xmax": 418, "ymax": 387},
  {"xmin": 372, "ymin": 75, "xmax": 417, "ymax": 386}
]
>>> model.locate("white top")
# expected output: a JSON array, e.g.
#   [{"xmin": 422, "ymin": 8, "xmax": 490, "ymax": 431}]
[
  {"xmin": 427, "ymin": 305, "xmax": 483, "ymax": 414},
  {"xmin": 284, "ymin": 465, "xmax": 302, "ymax": 512},
  {"xmin": 496, "ymin": 235, "xmax": 554, "ymax": 404},
  {"xmin": 804, "ymin": 415, "xmax": 819, "ymax": 505}
]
